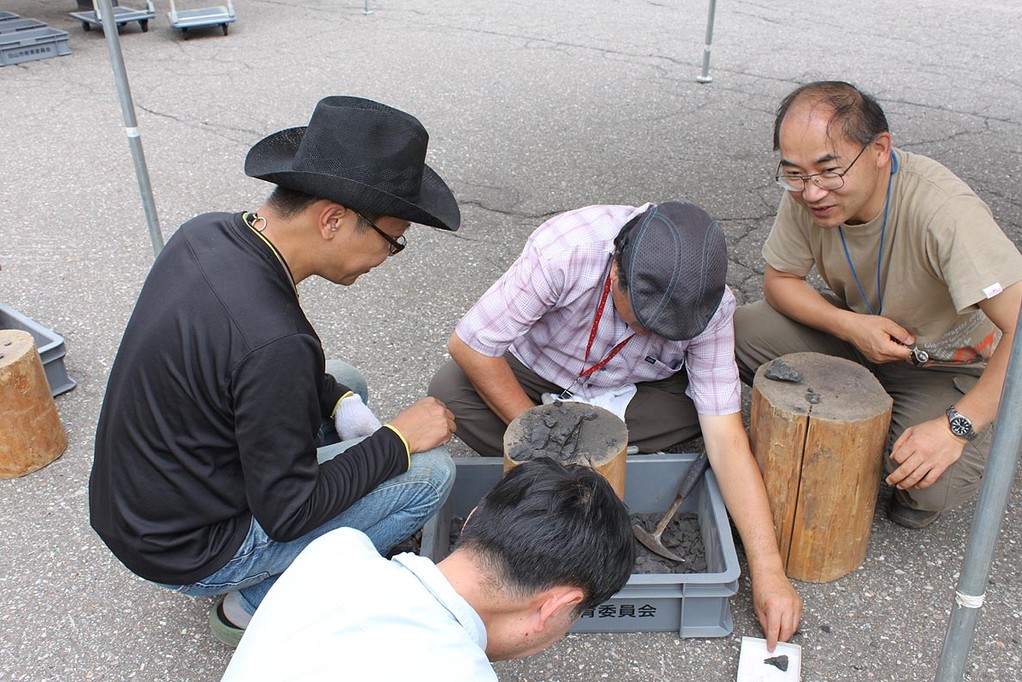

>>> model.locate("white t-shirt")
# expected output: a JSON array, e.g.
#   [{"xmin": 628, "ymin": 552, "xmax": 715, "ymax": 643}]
[{"xmin": 221, "ymin": 528, "xmax": 496, "ymax": 682}]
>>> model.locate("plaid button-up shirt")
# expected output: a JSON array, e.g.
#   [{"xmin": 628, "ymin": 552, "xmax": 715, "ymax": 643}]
[{"xmin": 455, "ymin": 204, "xmax": 741, "ymax": 416}]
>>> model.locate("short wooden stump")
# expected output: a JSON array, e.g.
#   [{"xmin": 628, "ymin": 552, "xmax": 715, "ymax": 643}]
[
  {"xmin": 503, "ymin": 402, "xmax": 628, "ymax": 500},
  {"xmin": 749, "ymin": 352, "xmax": 892, "ymax": 583},
  {"xmin": 0, "ymin": 329, "xmax": 68, "ymax": 479}
]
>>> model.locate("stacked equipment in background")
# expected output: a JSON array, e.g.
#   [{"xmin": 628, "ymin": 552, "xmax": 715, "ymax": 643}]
[{"xmin": 0, "ymin": 12, "xmax": 72, "ymax": 66}]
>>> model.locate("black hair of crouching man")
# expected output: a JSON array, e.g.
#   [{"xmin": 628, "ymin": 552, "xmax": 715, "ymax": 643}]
[{"xmin": 450, "ymin": 457, "xmax": 635, "ymax": 660}]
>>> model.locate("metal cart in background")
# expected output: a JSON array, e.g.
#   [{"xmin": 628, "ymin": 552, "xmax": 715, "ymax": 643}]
[
  {"xmin": 70, "ymin": 0, "xmax": 155, "ymax": 33},
  {"xmin": 167, "ymin": 0, "xmax": 236, "ymax": 38}
]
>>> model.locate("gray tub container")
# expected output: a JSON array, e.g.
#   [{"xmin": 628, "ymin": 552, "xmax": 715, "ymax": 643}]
[
  {"xmin": 0, "ymin": 304, "xmax": 76, "ymax": 396},
  {"xmin": 421, "ymin": 452, "xmax": 740, "ymax": 637},
  {"xmin": 0, "ymin": 18, "xmax": 47, "ymax": 33},
  {"xmin": 0, "ymin": 27, "xmax": 71, "ymax": 66}
]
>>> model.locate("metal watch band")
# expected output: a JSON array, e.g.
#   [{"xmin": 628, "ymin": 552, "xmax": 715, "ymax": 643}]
[{"xmin": 945, "ymin": 404, "xmax": 978, "ymax": 441}]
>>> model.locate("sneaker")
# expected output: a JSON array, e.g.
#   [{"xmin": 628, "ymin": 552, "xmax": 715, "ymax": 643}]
[
  {"xmin": 887, "ymin": 498, "xmax": 941, "ymax": 530},
  {"xmin": 209, "ymin": 600, "xmax": 245, "ymax": 647}
]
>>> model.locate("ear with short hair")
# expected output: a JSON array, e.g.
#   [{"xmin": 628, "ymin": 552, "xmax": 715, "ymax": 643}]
[
  {"xmin": 534, "ymin": 586, "xmax": 584, "ymax": 632},
  {"xmin": 871, "ymin": 132, "xmax": 893, "ymax": 170},
  {"xmin": 609, "ymin": 261, "xmax": 626, "ymax": 291},
  {"xmin": 318, "ymin": 202, "xmax": 351, "ymax": 239}
]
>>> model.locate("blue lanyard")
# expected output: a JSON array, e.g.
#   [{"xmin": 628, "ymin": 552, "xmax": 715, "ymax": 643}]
[{"xmin": 838, "ymin": 152, "xmax": 898, "ymax": 316}]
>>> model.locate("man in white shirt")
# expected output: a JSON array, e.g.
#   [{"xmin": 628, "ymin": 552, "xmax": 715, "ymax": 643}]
[{"xmin": 221, "ymin": 457, "xmax": 635, "ymax": 681}]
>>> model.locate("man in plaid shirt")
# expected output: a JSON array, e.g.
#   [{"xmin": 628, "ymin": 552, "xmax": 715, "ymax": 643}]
[{"xmin": 429, "ymin": 201, "xmax": 802, "ymax": 649}]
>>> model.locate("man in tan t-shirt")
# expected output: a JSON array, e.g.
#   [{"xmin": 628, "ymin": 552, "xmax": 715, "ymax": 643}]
[{"xmin": 734, "ymin": 81, "xmax": 1022, "ymax": 529}]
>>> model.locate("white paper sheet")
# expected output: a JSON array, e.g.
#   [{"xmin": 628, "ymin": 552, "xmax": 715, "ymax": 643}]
[{"xmin": 735, "ymin": 636, "xmax": 802, "ymax": 682}]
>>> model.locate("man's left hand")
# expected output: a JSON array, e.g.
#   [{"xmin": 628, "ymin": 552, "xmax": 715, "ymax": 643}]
[
  {"xmin": 752, "ymin": 570, "xmax": 803, "ymax": 651},
  {"xmin": 887, "ymin": 418, "xmax": 966, "ymax": 490}
]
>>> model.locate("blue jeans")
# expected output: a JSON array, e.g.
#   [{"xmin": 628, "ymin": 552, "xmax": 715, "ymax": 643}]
[{"xmin": 159, "ymin": 361, "xmax": 455, "ymax": 616}]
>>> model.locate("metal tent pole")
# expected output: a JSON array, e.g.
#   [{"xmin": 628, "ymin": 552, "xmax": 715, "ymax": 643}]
[
  {"xmin": 695, "ymin": 0, "xmax": 717, "ymax": 84},
  {"xmin": 935, "ymin": 301, "xmax": 1022, "ymax": 680},
  {"xmin": 95, "ymin": 0, "xmax": 164, "ymax": 257}
]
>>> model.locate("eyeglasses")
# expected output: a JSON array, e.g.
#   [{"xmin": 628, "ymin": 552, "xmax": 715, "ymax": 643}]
[
  {"xmin": 356, "ymin": 212, "xmax": 407, "ymax": 256},
  {"xmin": 774, "ymin": 140, "xmax": 872, "ymax": 193}
]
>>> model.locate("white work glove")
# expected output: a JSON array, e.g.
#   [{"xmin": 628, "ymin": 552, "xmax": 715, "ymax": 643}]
[{"xmin": 333, "ymin": 393, "xmax": 383, "ymax": 440}]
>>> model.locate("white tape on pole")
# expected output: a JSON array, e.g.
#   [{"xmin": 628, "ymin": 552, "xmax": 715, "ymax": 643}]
[{"xmin": 954, "ymin": 590, "xmax": 985, "ymax": 609}]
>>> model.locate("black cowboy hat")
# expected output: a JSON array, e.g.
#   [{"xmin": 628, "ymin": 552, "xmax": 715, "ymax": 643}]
[{"xmin": 245, "ymin": 96, "xmax": 460, "ymax": 231}]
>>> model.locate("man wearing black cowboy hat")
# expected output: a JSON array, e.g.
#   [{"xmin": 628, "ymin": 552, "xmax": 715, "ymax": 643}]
[
  {"xmin": 429, "ymin": 201, "xmax": 802, "ymax": 649},
  {"xmin": 90, "ymin": 96, "xmax": 461, "ymax": 647}
]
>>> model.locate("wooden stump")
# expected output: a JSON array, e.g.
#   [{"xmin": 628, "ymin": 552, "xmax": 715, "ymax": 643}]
[
  {"xmin": 503, "ymin": 402, "xmax": 628, "ymax": 500},
  {"xmin": 0, "ymin": 330, "xmax": 68, "ymax": 479},
  {"xmin": 749, "ymin": 352, "xmax": 892, "ymax": 583}
]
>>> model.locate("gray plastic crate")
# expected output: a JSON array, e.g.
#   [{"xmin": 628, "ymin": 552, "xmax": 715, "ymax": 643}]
[
  {"xmin": 0, "ymin": 304, "xmax": 76, "ymax": 396},
  {"xmin": 75, "ymin": 0, "xmax": 119, "ymax": 9},
  {"xmin": 0, "ymin": 18, "xmax": 47, "ymax": 33},
  {"xmin": 0, "ymin": 27, "xmax": 71, "ymax": 66},
  {"xmin": 0, "ymin": 12, "xmax": 20, "ymax": 21},
  {"xmin": 421, "ymin": 452, "xmax": 740, "ymax": 637}
]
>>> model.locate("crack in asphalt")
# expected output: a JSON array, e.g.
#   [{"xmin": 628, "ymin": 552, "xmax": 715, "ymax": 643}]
[{"xmin": 457, "ymin": 199, "xmax": 562, "ymax": 223}]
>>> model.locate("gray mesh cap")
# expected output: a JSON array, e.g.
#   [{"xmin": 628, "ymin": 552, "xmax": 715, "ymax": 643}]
[{"xmin": 616, "ymin": 202, "xmax": 727, "ymax": 341}]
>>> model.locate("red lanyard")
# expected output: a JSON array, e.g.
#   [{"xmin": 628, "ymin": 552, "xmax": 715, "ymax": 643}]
[{"xmin": 578, "ymin": 274, "xmax": 635, "ymax": 381}]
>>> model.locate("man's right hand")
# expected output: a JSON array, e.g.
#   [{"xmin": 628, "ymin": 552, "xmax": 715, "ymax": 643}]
[
  {"xmin": 841, "ymin": 313, "xmax": 914, "ymax": 364},
  {"xmin": 764, "ymin": 268, "xmax": 914, "ymax": 365},
  {"xmin": 388, "ymin": 397, "xmax": 456, "ymax": 454}
]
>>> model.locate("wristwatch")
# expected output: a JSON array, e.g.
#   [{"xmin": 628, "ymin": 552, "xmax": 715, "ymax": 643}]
[{"xmin": 945, "ymin": 404, "xmax": 978, "ymax": 441}]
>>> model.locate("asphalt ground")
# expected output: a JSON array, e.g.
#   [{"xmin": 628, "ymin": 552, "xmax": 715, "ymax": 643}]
[{"xmin": 1, "ymin": 0, "xmax": 1020, "ymax": 679}]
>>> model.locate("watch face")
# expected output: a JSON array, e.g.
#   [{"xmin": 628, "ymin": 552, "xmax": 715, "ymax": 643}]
[{"xmin": 950, "ymin": 416, "xmax": 971, "ymax": 437}]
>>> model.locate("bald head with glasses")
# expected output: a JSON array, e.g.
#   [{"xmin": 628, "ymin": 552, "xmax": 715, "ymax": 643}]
[{"xmin": 772, "ymin": 81, "xmax": 894, "ymax": 229}]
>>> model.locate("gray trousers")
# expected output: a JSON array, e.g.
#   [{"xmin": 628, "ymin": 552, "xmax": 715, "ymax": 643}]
[
  {"xmin": 734, "ymin": 300, "xmax": 991, "ymax": 513},
  {"xmin": 427, "ymin": 353, "xmax": 701, "ymax": 456}
]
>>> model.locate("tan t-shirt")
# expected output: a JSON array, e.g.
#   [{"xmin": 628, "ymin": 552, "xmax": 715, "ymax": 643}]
[{"xmin": 763, "ymin": 149, "xmax": 1022, "ymax": 365}]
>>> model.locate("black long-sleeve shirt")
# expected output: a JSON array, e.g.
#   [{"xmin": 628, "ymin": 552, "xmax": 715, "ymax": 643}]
[{"xmin": 90, "ymin": 212, "xmax": 408, "ymax": 585}]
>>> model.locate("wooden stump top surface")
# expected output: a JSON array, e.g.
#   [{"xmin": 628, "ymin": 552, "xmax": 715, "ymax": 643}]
[
  {"xmin": 0, "ymin": 329, "xmax": 35, "ymax": 368},
  {"xmin": 753, "ymin": 352, "xmax": 892, "ymax": 421},
  {"xmin": 504, "ymin": 402, "xmax": 627, "ymax": 467}
]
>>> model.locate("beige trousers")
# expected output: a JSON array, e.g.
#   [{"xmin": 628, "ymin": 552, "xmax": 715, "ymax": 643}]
[{"xmin": 427, "ymin": 353, "xmax": 702, "ymax": 457}]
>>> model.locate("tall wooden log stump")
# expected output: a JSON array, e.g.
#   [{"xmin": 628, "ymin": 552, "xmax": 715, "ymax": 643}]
[
  {"xmin": 749, "ymin": 352, "xmax": 892, "ymax": 583},
  {"xmin": 503, "ymin": 402, "xmax": 627, "ymax": 500},
  {"xmin": 0, "ymin": 329, "xmax": 68, "ymax": 479}
]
